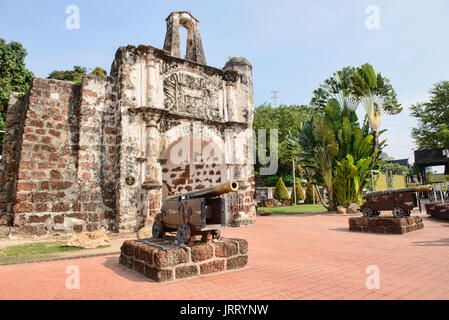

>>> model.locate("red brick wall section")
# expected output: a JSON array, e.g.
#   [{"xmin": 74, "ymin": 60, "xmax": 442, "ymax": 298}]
[
  {"xmin": 0, "ymin": 92, "xmax": 27, "ymax": 226},
  {"xmin": 9, "ymin": 78, "xmax": 82, "ymax": 236},
  {"xmin": 76, "ymin": 75, "xmax": 117, "ymax": 232},
  {"xmin": 0, "ymin": 75, "xmax": 122, "ymax": 237}
]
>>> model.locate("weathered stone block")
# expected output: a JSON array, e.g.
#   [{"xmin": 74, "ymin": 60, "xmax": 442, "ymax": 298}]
[
  {"xmin": 213, "ymin": 240, "xmax": 239, "ymax": 258},
  {"xmin": 191, "ymin": 244, "xmax": 214, "ymax": 262},
  {"xmin": 200, "ymin": 260, "xmax": 225, "ymax": 275},
  {"xmin": 376, "ymin": 219, "xmax": 393, "ymax": 227},
  {"xmin": 406, "ymin": 217, "xmax": 416, "ymax": 224},
  {"xmin": 144, "ymin": 266, "xmax": 173, "ymax": 282},
  {"xmin": 28, "ymin": 215, "xmax": 50, "ymax": 223},
  {"xmin": 348, "ymin": 217, "xmax": 357, "ymax": 226},
  {"xmin": 226, "ymin": 256, "xmax": 248, "ymax": 270},
  {"xmin": 385, "ymin": 226, "xmax": 405, "ymax": 234},
  {"xmin": 153, "ymin": 248, "xmax": 188, "ymax": 267},
  {"xmin": 368, "ymin": 226, "xmax": 386, "ymax": 233},
  {"xmin": 119, "ymin": 254, "xmax": 128, "ymax": 266},
  {"xmin": 127, "ymin": 257, "xmax": 135, "ymax": 269},
  {"xmin": 17, "ymin": 226, "xmax": 36, "ymax": 235},
  {"xmin": 134, "ymin": 260, "xmax": 145, "ymax": 274},
  {"xmin": 140, "ymin": 246, "xmax": 155, "ymax": 265},
  {"xmin": 392, "ymin": 219, "xmax": 408, "ymax": 226},
  {"xmin": 237, "ymin": 239, "xmax": 248, "ymax": 254},
  {"xmin": 36, "ymin": 227, "xmax": 47, "ymax": 236},
  {"xmin": 176, "ymin": 265, "xmax": 199, "ymax": 279},
  {"xmin": 121, "ymin": 240, "xmax": 134, "ymax": 257},
  {"xmin": 349, "ymin": 225, "xmax": 363, "ymax": 232}
]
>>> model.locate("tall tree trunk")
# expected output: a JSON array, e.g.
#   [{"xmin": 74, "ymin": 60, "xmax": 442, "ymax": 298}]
[{"xmin": 360, "ymin": 129, "xmax": 379, "ymax": 191}]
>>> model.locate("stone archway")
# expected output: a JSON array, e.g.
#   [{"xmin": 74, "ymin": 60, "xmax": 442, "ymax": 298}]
[
  {"xmin": 160, "ymin": 122, "xmax": 228, "ymax": 196},
  {"xmin": 161, "ymin": 135, "xmax": 227, "ymax": 197}
]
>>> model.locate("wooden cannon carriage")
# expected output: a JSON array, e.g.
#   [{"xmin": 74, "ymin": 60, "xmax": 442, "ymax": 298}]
[
  {"xmin": 152, "ymin": 181, "xmax": 239, "ymax": 244},
  {"xmin": 361, "ymin": 185, "xmax": 432, "ymax": 218}
]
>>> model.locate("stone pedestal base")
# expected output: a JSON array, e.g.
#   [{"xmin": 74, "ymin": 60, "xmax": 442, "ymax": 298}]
[
  {"xmin": 119, "ymin": 237, "xmax": 248, "ymax": 282},
  {"xmin": 425, "ymin": 202, "xmax": 449, "ymax": 219},
  {"xmin": 348, "ymin": 216, "xmax": 424, "ymax": 234}
]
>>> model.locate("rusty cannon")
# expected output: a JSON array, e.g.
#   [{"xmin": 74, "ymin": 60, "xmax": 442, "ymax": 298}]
[
  {"xmin": 152, "ymin": 181, "xmax": 239, "ymax": 245},
  {"xmin": 361, "ymin": 185, "xmax": 433, "ymax": 218}
]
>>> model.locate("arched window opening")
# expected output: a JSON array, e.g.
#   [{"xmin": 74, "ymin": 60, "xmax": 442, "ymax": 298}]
[{"xmin": 179, "ymin": 26, "xmax": 188, "ymax": 60}]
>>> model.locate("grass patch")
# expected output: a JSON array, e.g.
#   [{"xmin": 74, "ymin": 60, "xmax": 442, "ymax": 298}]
[
  {"xmin": 257, "ymin": 204, "xmax": 327, "ymax": 215},
  {"xmin": 0, "ymin": 241, "xmax": 84, "ymax": 264}
]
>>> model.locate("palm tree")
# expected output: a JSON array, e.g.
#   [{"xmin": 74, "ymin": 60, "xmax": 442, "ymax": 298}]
[{"xmin": 349, "ymin": 64, "xmax": 402, "ymax": 189}]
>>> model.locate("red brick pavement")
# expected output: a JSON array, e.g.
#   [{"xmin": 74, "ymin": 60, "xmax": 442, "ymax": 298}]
[{"xmin": 1, "ymin": 214, "xmax": 449, "ymax": 300}]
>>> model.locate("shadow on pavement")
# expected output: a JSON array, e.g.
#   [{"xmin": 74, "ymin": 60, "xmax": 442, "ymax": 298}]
[
  {"xmin": 329, "ymin": 228, "xmax": 351, "ymax": 233},
  {"xmin": 102, "ymin": 256, "xmax": 153, "ymax": 283},
  {"xmin": 263, "ymin": 212, "xmax": 331, "ymax": 217},
  {"xmin": 413, "ymin": 238, "xmax": 449, "ymax": 247}
]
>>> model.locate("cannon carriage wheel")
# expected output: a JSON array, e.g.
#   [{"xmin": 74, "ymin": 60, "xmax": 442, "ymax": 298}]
[
  {"xmin": 393, "ymin": 207, "xmax": 405, "ymax": 218},
  {"xmin": 363, "ymin": 207, "xmax": 374, "ymax": 218},
  {"xmin": 152, "ymin": 221, "xmax": 164, "ymax": 239},
  {"xmin": 177, "ymin": 223, "xmax": 191, "ymax": 245}
]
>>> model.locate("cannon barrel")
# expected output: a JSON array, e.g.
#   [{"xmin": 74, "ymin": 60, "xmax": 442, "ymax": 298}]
[
  {"xmin": 365, "ymin": 185, "xmax": 432, "ymax": 198},
  {"xmin": 165, "ymin": 180, "xmax": 239, "ymax": 201}
]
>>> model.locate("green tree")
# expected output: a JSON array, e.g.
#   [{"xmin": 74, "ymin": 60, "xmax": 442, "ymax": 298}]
[
  {"xmin": 379, "ymin": 162, "xmax": 410, "ymax": 176},
  {"xmin": 311, "ymin": 64, "xmax": 401, "ymax": 116},
  {"xmin": 91, "ymin": 67, "xmax": 107, "ymax": 77},
  {"xmin": 48, "ymin": 65, "xmax": 86, "ymax": 83},
  {"xmin": 48, "ymin": 66, "xmax": 107, "ymax": 83},
  {"xmin": 292, "ymin": 98, "xmax": 385, "ymax": 210},
  {"xmin": 349, "ymin": 64, "xmax": 401, "ymax": 173},
  {"xmin": 274, "ymin": 177, "xmax": 289, "ymax": 201},
  {"xmin": 0, "ymin": 39, "xmax": 34, "ymax": 150},
  {"xmin": 411, "ymin": 81, "xmax": 449, "ymax": 149},
  {"xmin": 253, "ymin": 104, "xmax": 313, "ymax": 176},
  {"xmin": 311, "ymin": 64, "xmax": 401, "ymax": 185},
  {"xmin": 311, "ymin": 66, "xmax": 358, "ymax": 111},
  {"xmin": 254, "ymin": 104, "xmax": 311, "ymax": 142}
]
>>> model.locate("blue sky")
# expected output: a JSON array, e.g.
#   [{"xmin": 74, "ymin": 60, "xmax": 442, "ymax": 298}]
[{"xmin": 1, "ymin": 0, "xmax": 449, "ymax": 163}]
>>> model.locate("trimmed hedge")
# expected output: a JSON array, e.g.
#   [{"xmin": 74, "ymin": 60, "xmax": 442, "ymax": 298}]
[
  {"xmin": 294, "ymin": 178, "xmax": 305, "ymax": 201},
  {"xmin": 274, "ymin": 177, "xmax": 290, "ymax": 201},
  {"xmin": 305, "ymin": 184, "xmax": 320, "ymax": 204}
]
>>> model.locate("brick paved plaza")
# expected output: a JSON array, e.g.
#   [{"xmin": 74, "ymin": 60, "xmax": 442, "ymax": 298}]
[{"xmin": 1, "ymin": 213, "xmax": 449, "ymax": 300}]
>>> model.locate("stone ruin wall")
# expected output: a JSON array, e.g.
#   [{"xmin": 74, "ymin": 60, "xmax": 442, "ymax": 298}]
[
  {"xmin": 0, "ymin": 76, "xmax": 120, "ymax": 237},
  {"xmin": 0, "ymin": 12, "xmax": 256, "ymax": 238}
]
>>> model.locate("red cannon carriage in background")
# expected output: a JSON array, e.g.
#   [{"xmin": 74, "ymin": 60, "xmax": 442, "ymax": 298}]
[{"xmin": 361, "ymin": 185, "xmax": 433, "ymax": 218}]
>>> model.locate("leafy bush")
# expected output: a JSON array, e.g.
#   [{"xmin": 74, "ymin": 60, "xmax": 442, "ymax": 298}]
[
  {"xmin": 274, "ymin": 177, "xmax": 290, "ymax": 201},
  {"xmin": 282, "ymin": 175, "xmax": 294, "ymax": 187}
]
